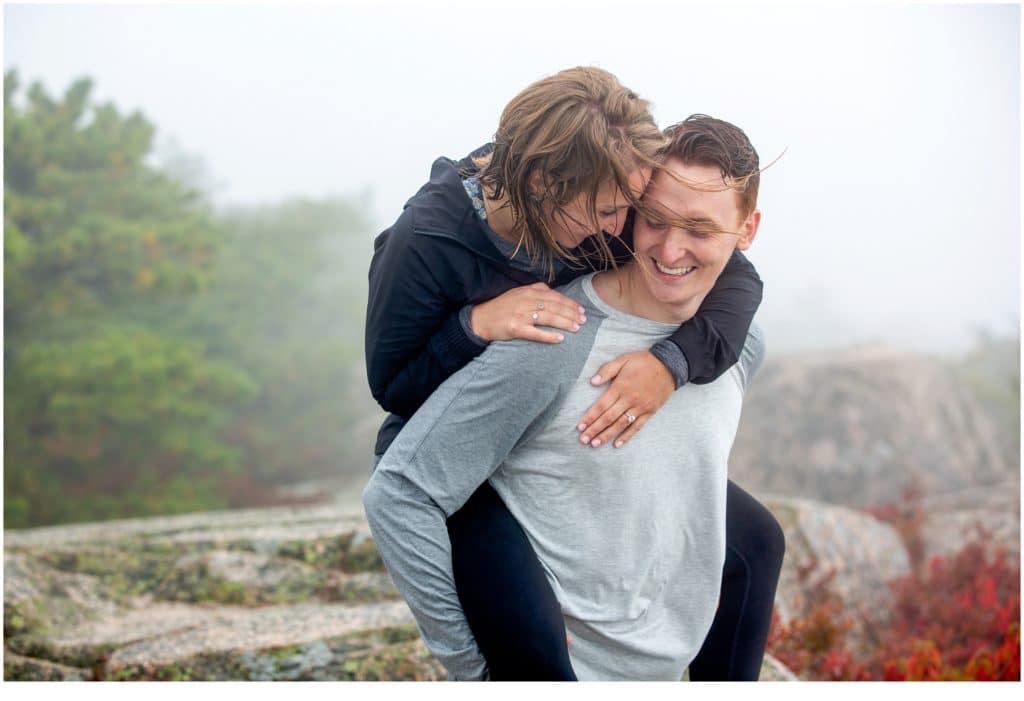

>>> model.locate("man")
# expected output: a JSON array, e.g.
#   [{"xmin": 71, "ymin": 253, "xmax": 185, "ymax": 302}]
[{"xmin": 363, "ymin": 115, "xmax": 765, "ymax": 681}]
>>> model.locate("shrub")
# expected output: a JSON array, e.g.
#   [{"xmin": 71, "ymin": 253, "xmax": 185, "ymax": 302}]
[{"xmin": 768, "ymin": 517, "xmax": 1020, "ymax": 681}]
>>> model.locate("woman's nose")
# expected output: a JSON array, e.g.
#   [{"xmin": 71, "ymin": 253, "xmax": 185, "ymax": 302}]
[{"xmin": 606, "ymin": 213, "xmax": 627, "ymax": 238}]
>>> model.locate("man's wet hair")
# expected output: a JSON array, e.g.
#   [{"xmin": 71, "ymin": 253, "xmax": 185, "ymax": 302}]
[{"xmin": 660, "ymin": 115, "xmax": 760, "ymax": 218}]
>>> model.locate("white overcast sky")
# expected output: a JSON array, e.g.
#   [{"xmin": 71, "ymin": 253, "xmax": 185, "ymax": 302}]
[{"xmin": 4, "ymin": 1, "xmax": 1020, "ymax": 353}]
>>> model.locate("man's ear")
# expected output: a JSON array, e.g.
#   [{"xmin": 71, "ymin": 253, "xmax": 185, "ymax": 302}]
[{"xmin": 736, "ymin": 209, "xmax": 760, "ymax": 251}]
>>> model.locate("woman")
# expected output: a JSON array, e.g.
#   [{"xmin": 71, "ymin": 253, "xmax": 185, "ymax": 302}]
[{"xmin": 364, "ymin": 67, "xmax": 784, "ymax": 680}]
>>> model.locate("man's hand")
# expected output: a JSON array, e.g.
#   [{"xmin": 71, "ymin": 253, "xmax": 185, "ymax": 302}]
[{"xmin": 577, "ymin": 350, "xmax": 674, "ymax": 448}]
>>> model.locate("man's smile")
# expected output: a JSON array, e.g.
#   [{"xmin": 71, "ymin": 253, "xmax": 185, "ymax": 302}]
[{"xmin": 652, "ymin": 258, "xmax": 697, "ymax": 278}]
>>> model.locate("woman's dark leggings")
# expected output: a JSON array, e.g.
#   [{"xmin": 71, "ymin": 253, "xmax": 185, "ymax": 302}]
[{"xmin": 446, "ymin": 479, "xmax": 785, "ymax": 681}]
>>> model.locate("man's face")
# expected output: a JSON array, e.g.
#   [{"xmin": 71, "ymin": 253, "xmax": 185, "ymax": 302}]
[
  {"xmin": 633, "ymin": 158, "xmax": 759, "ymax": 317},
  {"xmin": 547, "ymin": 167, "xmax": 652, "ymax": 249}
]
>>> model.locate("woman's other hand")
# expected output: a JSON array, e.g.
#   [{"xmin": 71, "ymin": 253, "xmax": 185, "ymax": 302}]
[
  {"xmin": 470, "ymin": 282, "xmax": 587, "ymax": 344},
  {"xmin": 577, "ymin": 350, "xmax": 674, "ymax": 448}
]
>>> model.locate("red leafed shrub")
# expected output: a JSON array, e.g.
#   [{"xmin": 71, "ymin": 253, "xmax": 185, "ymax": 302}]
[
  {"xmin": 767, "ymin": 565, "xmax": 872, "ymax": 680},
  {"xmin": 768, "ymin": 513, "xmax": 1020, "ymax": 681}
]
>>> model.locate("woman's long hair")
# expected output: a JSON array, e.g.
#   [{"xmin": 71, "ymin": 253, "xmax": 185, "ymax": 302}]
[{"xmin": 474, "ymin": 66, "xmax": 665, "ymax": 280}]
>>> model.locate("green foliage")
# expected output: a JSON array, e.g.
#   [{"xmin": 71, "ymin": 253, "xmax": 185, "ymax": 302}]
[
  {"xmin": 5, "ymin": 327, "xmax": 256, "ymax": 525},
  {"xmin": 4, "ymin": 72, "xmax": 251, "ymax": 527},
  {"xmin": 4, "ymin": 71, "xmax": 218, "ymax": 334},
  {"xmin": 276, "ymin": 534, "xmax": 385, "ymax": 574},
  {"xmin": 174, "ymin": 197, "xmax": 375, "ymax": 492},
  {"xmin": 5, "ymin": 70, "xmax": 378, "ymax": 528}
]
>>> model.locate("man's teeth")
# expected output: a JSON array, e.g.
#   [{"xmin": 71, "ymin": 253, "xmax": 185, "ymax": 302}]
[{"xmin": 654, "ymin": 260, "xmax": 696, "ymax": 276}]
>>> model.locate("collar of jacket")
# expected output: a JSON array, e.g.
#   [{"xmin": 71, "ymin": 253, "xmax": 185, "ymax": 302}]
[{"xmin": 404, "ymin": 148, "xmax": 545, "ymax": 287}]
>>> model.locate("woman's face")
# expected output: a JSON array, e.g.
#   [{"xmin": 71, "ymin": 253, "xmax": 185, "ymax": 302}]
[
  {"xmin": 632, "ymin": 158, "xmax": 759, "ymax": 318},
  {"xmin": 548, "ymin": 168, "xmax": 651, "ymax": 249}
]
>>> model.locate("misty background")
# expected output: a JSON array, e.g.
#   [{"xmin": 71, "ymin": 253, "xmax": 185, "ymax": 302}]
[
  {"xmin": 8, "ymin": 2, "xmax": 1020, "ymax": 351},
  {"xmin": 4, "ymin": 2, "xmax": 1020, "ymax": 527}
]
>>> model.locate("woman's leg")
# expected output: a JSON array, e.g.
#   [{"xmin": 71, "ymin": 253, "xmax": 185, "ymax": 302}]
[
  {"xmin": 447, "ymin": 481, "xmax": 577, "ymax": 681},
  {"xmin": 688, "ymin": 480, "xmax": 786, "ymax": 681}
]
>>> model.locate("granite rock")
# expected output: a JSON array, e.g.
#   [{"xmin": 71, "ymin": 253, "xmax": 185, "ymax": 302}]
[{"xmin": 730, "ymin": 347, "xmax": 1013, "ymax": 508}]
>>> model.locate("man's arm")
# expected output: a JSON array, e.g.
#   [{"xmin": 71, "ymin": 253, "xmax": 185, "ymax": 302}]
[
  {"xmin": 363, "ymin": 468, "xmax": 488, "ymax": 680},
  {"xmin": 362, "ymin": 338, "xmax": 571, "ymax": 679}
]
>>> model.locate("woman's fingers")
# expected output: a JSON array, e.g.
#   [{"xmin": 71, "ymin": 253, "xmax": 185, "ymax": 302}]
[
  {"xmin": 591, "ymin": 407, "xmax": 643, "ymax": 448},
  {"xmin": 612, "ymin": 413, "xmax": 650, "ymax": 448},
  {"xmin": 581, "ymin": 397, "xmax": 634, "ymax": 446},
  {"xmin": 577, "ymin": 351, "xmax": 674, "ymax": 447},
  {"xmin": 510, "ymin": 323, "xmax": 566, "ymax": 344},
  {"xmin": 536, "ymin": 292, "xmax": 587, "ymax": 326},
  {"xmin": 522, "ymin": 306, "xmax": 583, "ymax": 335},
  {"xmin": 503, "ymin": 304, "xmax": 583, "ymax": 343},
  {"xmin": 576, "ymin": 360, "xmax": 627, "ymax": 433},
  {"xmin": 587, "ymin": 356, "xmax": 627, "ymax": 388},
  {"xmin": 578, "ymin": 396, "xmax": 629, "ymax": 446},
  {"xmin": 472, "ymin": 285, "xmax": 586, "ymax": 343}
]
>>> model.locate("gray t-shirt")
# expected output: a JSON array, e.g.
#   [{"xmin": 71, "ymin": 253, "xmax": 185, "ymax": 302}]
[{"xmin": 363, "ymin": 272, "xmax": 765, "ymax": 681}]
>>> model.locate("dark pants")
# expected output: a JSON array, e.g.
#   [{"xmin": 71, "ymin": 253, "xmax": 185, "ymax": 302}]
[{"xmin": 447, "ymin": 479, "xmax": 785, "ymax": 681}]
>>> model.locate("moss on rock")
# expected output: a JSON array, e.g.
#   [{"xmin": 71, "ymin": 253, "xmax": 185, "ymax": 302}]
[
  {"xmin": 37, "ymin": 543, "xmax": 190, "ymax": 602},
  {"xmin": 276, "ymin": 533, "xmax": 384, "ymax": 574},
  {"xmin": 3, "ymin": 652, "xmax": 91, "ymax": 681},
  {"xmin": 97, "ymin": 624, "xmax": 431, "ymax": 681}
]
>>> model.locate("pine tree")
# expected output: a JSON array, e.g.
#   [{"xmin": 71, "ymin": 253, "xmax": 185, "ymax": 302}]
[{"xmin": 4, "ymin": 72, "xmax": 256, "ymax": 527}]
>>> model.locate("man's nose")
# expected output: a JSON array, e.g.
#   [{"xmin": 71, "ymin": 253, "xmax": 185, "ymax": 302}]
[{"xmin": 658, "ymin": 231, "xmax": 689, "ymax": 261}]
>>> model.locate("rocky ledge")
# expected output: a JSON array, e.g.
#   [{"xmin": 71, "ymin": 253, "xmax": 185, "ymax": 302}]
[
  {"xmin": 5, "ymin": 484, "xmax": 1017, "ymax": 682},
  {"xmin": 4, "ymin": 505, "xmax": 444, "ymax": 681}
]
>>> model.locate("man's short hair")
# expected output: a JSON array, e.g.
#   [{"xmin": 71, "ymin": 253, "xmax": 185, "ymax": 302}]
[{"xmin": 661, "ymin": 115, "xmax": 760, "ymax": 218}]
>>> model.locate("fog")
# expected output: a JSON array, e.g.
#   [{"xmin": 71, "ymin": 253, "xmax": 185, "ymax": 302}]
[{"xmin": 6, "ymin": 2, "xmax": 1020, "ymax": 354}]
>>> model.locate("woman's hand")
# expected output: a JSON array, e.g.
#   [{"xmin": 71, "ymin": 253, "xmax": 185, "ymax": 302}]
[
  {"xmin": 470, "ymin": 282, "xmax": 588, "ymax": 343},
  {"xmin": 577, "ymin": 350, "xmax": 674, "ymax": 448}
]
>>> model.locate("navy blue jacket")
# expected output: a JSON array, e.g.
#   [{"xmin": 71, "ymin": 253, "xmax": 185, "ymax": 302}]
[{"xmin": 366, "ymin": 150, "xmax": 763, "ymax": 456}]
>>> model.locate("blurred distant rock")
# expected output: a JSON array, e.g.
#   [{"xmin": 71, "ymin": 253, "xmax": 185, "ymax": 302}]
[
  {"xmin": 915, "ymin": 482, "xmax": 1021, "ymax": 563},
  {"xmin": 731, "ymin": 345, "xmax": 1015, "ymax": 508}
]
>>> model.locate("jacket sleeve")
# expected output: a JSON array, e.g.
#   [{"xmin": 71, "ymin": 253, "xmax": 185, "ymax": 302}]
[
  {"xmin": 364, "ymin": 212, "xmax": 488, "ymax": 419},
  {"xmin": 362, "ymin": 339, "xmax": 568, "ymax": 680},
  {"xmin": 665, "ymin": 249, "xmax": 763, "ymax": 385}
]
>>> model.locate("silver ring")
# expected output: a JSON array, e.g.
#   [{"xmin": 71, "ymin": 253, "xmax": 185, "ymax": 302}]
[
  {"xmin": 626, "ymin": 413, "xmax": 636, "ymax": 424},
  {"xmin": 531, "ymin": 312, "xmax": 539, "ymax": 321}
]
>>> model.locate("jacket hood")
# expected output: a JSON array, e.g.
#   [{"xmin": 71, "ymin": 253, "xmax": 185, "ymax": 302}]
[{"xmin": 401, "ymin": 146, "xmax": 509, "ymax": 267}]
